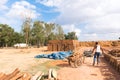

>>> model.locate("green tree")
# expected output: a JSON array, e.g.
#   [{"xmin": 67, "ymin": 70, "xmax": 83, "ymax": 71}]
[
  {"xmin": 0, "ymin": 24, "xmax": 14, "ymax": 47},
  {"xmin": 31, "ymin": 21, "xmax": 45, "ymax": 47},
  {"xmin": 22, "ymin": 18, "xmax": 31, "ymax": 45},
  {"xmin": 47, "ymin": 32, "xmax": 56, "ymax": 40},
  {"xmin": 44, "ymin": 23, "xmax": 55, "ymax": 45},
  {"xmin": 65, "ymin": 31, "xmax": 78, "ymax": 40},
  {"xmin": 44, "ymin": 23, "xmax": 55, "ymax": 38},
  {"xmin": 31, "ymin": 21, "xmax": 65, "ymax": 47},
  {"xmin": 54, "ymin": 24, "xmax": 65, "ymax": 40},
  {"xmin": 11, "ymin": 32, "xmax": 24, "ymax": 44}
]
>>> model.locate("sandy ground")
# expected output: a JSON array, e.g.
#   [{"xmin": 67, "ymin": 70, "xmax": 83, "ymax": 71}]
[
  {"xmin": 0, "ymin": 47, "xmax": 51, "ymax": 74},
  {"xmin": 0, "ymin": 47, "xmax": 120, "ymax": 80},
  {"xmin": 57, "ymin": 57, "xmax": 120, "ymax": 80},
  {"xmin": 57, "ymin": 47, "xmax": 120, "ymax": 80}
]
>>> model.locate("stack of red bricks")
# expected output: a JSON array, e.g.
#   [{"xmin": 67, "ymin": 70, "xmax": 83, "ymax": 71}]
[
  {"xmin": 79, "ymin": 40, "xmax": 120, "ymax": 47},
  {"xmin": 48, "ymin": 40, "xmax": 79, "ymax": 51}
]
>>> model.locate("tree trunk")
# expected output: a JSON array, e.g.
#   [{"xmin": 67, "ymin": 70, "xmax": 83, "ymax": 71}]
[
  {"xmin": 37, "ymin": 39, "xmax": 40, "ymax": 48},
  {"xmin": 5, "ymin": 43, "xmax": 8, "ymax": 47}
]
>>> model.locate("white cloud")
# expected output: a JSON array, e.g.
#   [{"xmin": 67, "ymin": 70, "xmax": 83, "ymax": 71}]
[
  {"xmin": 39, "ymin": 0, "xmax": 120, "ymax": 41},
  {"xmin": 0, "ymin": 0, "xmax": 8, "ymax": 10},
  {"xmin": 6, "ymin": 1, "xmax": 39, "ymax": 19},
  {"xmin": 79, "ymin": 33, "xmax": 99, "ymax": 41},
  {"xmin": 0, "ymin": 16, "xmax": 22, "ymax": 32},
  {"xmin": 79, "ymin": 33, "xmax": 120, "ymax": 41},
  {"xmin": 62, "ymin": 24, "xmax": 81, "ymax": 37},
  {"xmin": 0, "ymin": 0, "xmax": 120, "ymax": 41},
  {"xmin": 36, "ymin": 0, "xmax": 63, "ymax": 7},
  {"xmin": 0, "ymin": 0, "xmax": 40, "ymax": 32}
]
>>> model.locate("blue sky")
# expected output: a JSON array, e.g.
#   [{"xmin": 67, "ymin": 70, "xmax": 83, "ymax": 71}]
[{"xmin": 0, "ymin": 0, "xmax": 120, "ymax": 41}]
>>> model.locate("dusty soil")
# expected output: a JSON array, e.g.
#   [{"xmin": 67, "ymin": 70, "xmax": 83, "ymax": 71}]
[
  {"xmin": 0, "ymin": 47, "xmax": 51, "ymax": 74},
  {"xmin": 57, "ymin": 47, "xmax": 120, "ymax": 80},
  {"xmin": 57, "ymin": 57, "xmax": 120, "ymax": 80},
  {"xmin": 0, "ymin": 47, "xmax": 120, "ymax": 80}
]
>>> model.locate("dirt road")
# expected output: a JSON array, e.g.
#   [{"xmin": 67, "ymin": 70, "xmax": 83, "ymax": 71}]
[
  {"xmin": 0, "ymin": 47, "xmax": 120, "ymax": 80},
  {"xmin": 57, "ymin": 57, "xmax": 120, "ymax": 80}
]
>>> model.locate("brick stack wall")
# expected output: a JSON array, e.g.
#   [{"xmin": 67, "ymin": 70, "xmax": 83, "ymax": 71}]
[
  {"xmin": 47, "ymin": 40, "xmax": 79, "ymax": 51},
  {"xmin": 79, "ymin": 40, "xmax": 120, "ymax": 47}
]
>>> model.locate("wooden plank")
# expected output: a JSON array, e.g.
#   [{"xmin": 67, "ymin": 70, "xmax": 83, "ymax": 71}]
[
  {"xmin": 37, "ymin": 72, "xmax": 44, "ymax": 80},
  {"xmin": 10, "ymin": 72, "xmax": 24, "ymax": 80},
  {"xmin": 21, "ymin": 72, "xmax": 31, "ymax": 80},
  {"xmin": 0, "ymin": 73, "xmax": 6, "ymax": 80},
  {"xmin": 31, "ymin": 71, "xmax": 43, "ymax": 80},
  {"xmin": 0, "ymin": 73, "xmax": 5, "ymax": 78},
  {"xmin": 2, "ymin": 68, "xmax": 20, "ymax": 80}
]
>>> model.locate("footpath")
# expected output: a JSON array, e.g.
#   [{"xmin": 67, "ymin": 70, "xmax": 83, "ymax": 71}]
[{"xmin": 57, "ymin": 57, "xmax": 120, "ymax": 80}]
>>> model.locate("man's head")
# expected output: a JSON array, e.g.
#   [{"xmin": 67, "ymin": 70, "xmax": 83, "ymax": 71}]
[{"xmin": 95, "ymin": 42, "xmax": 98, "ymax": 45}]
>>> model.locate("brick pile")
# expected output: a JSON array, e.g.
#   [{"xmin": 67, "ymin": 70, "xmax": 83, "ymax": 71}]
[
  {"xmin": 79, "ymin": 40, "xmax": 120, "ymax": 47},
  {"xmin": 108, "ymin": 49, "xmax": 120, "ymax": 57},
  {"xmin": 48, "ymin": 40, "xmax": 79, "ymax": 51},
  {"xmin": 48, "ymin": 40, "xmax": 120, "ymax": 51},
  {"xmin": 103, "ymin": 48, "xmax": 120, "ymax": 73}
]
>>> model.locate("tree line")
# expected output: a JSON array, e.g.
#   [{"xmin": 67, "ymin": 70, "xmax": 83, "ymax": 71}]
[{"xmin": 0, "ymin": 20, "xmax": 78, "ymax": 48}]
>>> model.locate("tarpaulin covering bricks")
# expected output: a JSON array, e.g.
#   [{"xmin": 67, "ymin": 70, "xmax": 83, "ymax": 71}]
[{"xmin": 34, "ymin": 51, "xmax": 73, "ymax": 59}]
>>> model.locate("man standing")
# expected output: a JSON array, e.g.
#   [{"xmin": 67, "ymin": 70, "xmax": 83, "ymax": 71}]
[{"xmin": 92, "ymin": 42, "xmax": 103, "ymax": 66}]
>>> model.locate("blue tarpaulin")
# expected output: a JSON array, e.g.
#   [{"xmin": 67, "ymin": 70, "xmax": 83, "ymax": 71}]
[{"xmin": 34, "ymin": 51, "xmax": 73, "ymax": 60}]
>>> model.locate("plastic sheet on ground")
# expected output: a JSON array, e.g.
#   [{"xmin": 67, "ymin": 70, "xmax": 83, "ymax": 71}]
[{"xmin": 34, "ymin": 51, "xmax": 73, "ymax": 60}]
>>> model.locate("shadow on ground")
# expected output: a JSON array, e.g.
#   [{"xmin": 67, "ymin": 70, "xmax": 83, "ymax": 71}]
[
  {"xmin": 100, "ymin": 57, "xmax": 120, "ymax": 80},
  {"xmin": 73, "ymin": 56, "xmax": 120, "ymax": 80}
]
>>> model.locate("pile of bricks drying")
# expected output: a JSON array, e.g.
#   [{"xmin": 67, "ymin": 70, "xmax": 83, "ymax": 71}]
[
  {"xmin": 103, "ymin": 49, "xmax": 120, "ymax": 73},
  {"xmin": 108, "ymin": 49, "xmax": 120, "ymax": 57},
  {"xmin": 48, "ymin": 40, "xmax": 79, "ymax": 51}
]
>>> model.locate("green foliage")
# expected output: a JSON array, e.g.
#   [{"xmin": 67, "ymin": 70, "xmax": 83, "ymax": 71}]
[
  {"xmin": 44, "ymin": 23, "xmax": 55, "ymax": 38},
  {"xmin": 31, "ymin": 21, "xmax": 45, "ymax": 47},
  {"xmin": 0, "ymin": 24, "xmax": 14, "ymax": 47},
  {"xmin": 0, "ymin": 24, "xmax": 25, "ymax": 47},
  {"xmin": 31, "ymin": 21, "xmax": 65, "ymax": 47},
  {"xmin": 22, "ymin": 18, "xmax": 32, "ymax": 44},
  {"xmin": 64, "ymin": 31, "xmax": 78, "ymax": 40},
  {"xmin": 44, "ymin": 23, "xmax": 55, "ymax": 45},
  {"xmin": 0, "ymin": 20, "xmax": 70, "ymax": 47},
  {"xmin": 12, "ymin": 32, "xmax": 25, "ymax": 44},
  {"xmin": 54, "ymin": 24, "xmax": 65, "ymax": 40}
]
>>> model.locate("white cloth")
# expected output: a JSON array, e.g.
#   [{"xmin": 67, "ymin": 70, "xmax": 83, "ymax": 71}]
[{"xmin": 96, "ymin": 45, "xmax": 101, "ymax": 52}]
